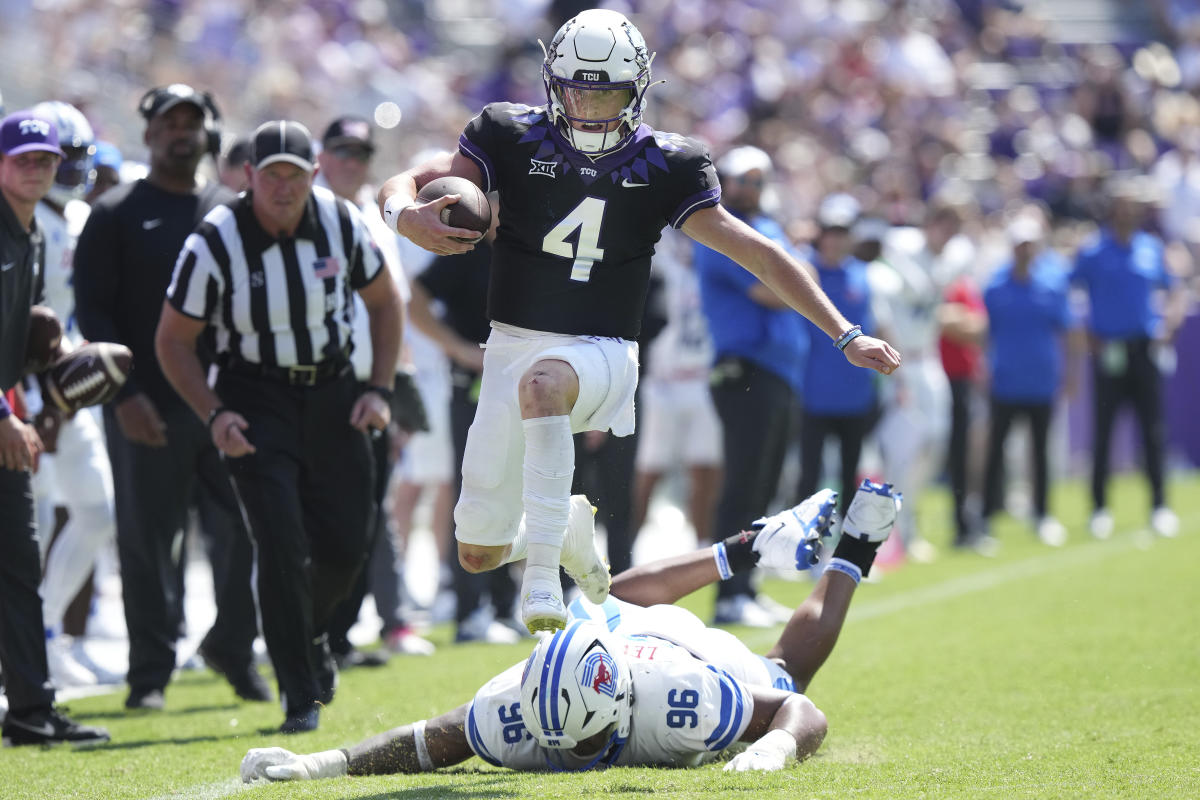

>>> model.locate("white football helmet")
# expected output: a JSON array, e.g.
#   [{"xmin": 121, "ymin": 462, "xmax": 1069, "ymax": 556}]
[
  {"xmin": 31, "ymin": 100, "xmax": 96, "ymax": 206},
  {"xmin": 541, "ymin": 9, "xmax": 655, "ymax": 158},
  {"xmin": 519, "ymin": 621, "xmax": 633, "ymax": 771}
]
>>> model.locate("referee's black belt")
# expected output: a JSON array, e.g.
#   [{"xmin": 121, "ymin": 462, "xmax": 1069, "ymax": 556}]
[{"xmin": 222, "ymin": 355, "xmax": 351, "ymax": 387}]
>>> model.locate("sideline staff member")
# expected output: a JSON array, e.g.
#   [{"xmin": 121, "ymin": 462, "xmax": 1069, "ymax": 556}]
[
  {"xmin": 0, "ymin": 109, "xmax": 108, "ymax": 746},
  {"xmin": 74, "ymin": 84, "xmax": 261, "ymax": 711},
  {"xmin": 156, "ymin": 120, "xmax": 405, "ymax": 733}
]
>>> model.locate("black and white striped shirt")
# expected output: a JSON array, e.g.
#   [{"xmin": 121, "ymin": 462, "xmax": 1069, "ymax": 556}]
[{"xmin": 166, "ymin": 185, "xmax": 384, "ymax": 367}]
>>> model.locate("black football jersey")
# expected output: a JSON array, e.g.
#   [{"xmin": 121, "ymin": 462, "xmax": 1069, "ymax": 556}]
[{"xmin": 459, "ymin": 103, "xmax": 720, "ymax": 339}]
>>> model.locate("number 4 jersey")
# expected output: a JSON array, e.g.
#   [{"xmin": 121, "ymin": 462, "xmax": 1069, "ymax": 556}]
[
  {"xmin": 465, "ymin": 599, "xmax": 781, "ymax": 770},
  {"xmin": 458, "ymin": 103, "xmax": 720, "ymax": 340}
]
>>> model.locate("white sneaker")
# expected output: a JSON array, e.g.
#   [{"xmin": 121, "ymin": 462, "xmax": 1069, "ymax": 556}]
[
  {"xmin": 70, "ymin": 638, "xmax": 123, "ymax": 684},
  {"xmin": 384, "ymin": 627, "xmax": 436, "ymax": 656},
  {"xmin": 520, "ymin": 565, "xmax": 567, "ymax": 634},
  {"xmin": 455, "ymin": 609, "xmax": 521, "ymax": 644},
  {"xmin": 1150, "ymin": 507, "xmax": 1179, "ymax": 538},
  {"xmin": 1089, "ymin": 509, "xmax": 1114, "ymax": 540},
  {"xmin": 1036, "ymin": 516, "xmax": 1068, "ymax": 547},
  {"xmin": 559, "ymin": 495, "xmax": 611, "ymax": 605},
  {"xmin": 843, "ymin": 480, "xmax": 903, "ymax": 542},
  {"xmin": 47, "ymin": 635, "xmax": 97, "ymax": 688},
  {"xmin": 712, "ymin": 596, "xmax": 778, "ymax": 628},
  {"xmin": 906, "ymin": 536, "xmax": 938, "ymax": 563},
  {"xmin": 752, "ymin": 488, "xmax": 839, "ymax": 571}
]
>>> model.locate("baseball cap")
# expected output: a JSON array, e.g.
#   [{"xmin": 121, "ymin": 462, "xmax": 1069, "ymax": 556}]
[
  {"xmin": 1006, "ymin": 215, "xmax": 1043, "ymax": 245},
  {"xmin": 717, "ymin": 145, "xmax": 772, "ymax": 178},
  {"xmin": 0, "ymin": 110, "xmax": 65, "ymax": 157},
  {"xmin": 251, "ymin": 120, "xmax": 315, "ymax": 171},
  {"xmin": 321, "ymin": 115, "xmax": 375, "ymax": 153},
  {"xmin": 139, "ymin": 83, "xmax": 208, "ymax": 120},
  {"xmin": 817, "ymin": 193, "xmax": 861, "ymax": 230}
]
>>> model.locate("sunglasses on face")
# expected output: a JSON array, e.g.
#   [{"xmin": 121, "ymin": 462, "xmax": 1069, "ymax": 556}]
[{"xmin": 330, "ymin": 145, "xmax": 372, "ymax": 162}]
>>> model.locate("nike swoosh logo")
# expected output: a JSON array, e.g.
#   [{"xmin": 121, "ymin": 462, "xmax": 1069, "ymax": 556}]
[
  {"xmin": 0, "ymin": 262, "xmax": 14, "ymax": 272},
  {"xmin": 621, "ymin": 179, "xmax": 649, "ymax": 188},
  {"xmin": 142, "ymin": 219, "xmax": 163, "ymax": 230},
  {"xmin": 9, "ymin": 717, "xmax": 56, "ymax": 737}
]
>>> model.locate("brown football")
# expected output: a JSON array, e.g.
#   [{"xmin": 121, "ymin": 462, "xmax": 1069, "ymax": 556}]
[
  {"xmin": 42, "ymin": 342, "xmax": 133, "ymax": 413},
  {"xmin": 416, "ymin": 176, "xmax": 492, "ymax": 242},
  {"xmin": 24, "ymin": 305, "xmax": 64, "ymax": 374}
]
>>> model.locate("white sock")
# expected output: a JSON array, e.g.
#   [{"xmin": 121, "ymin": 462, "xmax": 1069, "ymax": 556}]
[
  {"xmin": 521, "ymin": 416, "xmax": 574, "ymax": 572},
  {"xmin": 42, "ymin": 503, "xmax": 115, "ymax": 627}
]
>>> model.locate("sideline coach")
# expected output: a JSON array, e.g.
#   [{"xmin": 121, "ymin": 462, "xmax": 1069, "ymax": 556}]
[{"xmin": 156, "ymin": 120, "xmax": 404, "ymax": 733}]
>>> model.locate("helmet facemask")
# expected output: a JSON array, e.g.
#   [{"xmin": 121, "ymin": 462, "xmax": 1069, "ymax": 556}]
[
  {"xmin": 32, "ymin": 101, "xmax": 96, "ymax": 206},
  {"xmin": 540, "ymin": 9, "xmax": 657, "ymax": 159}
]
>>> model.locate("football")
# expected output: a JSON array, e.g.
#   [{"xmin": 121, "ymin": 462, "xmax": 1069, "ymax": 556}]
[
  {"xmin": 416, "ymin": 176, "xmax": 492, "ymax": 242},
  {"xmin": 24, "ymin": 305, "xmax": 64, "ymax": 374},
  {"xmin": 41, "ymin": 342, "xmax": 133, "ymax": 413}
]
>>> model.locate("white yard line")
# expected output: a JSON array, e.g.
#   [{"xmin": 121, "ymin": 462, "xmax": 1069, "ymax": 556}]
[{"xmin": 142, "ymin": 778, "xmax": 245, "ymax": 800}]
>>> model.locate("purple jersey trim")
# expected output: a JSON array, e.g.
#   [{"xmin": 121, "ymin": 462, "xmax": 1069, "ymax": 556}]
[
  {"xmin": 670, "ymin": 186, "xmax": 721, "ymax": 229},
  {"xmin": 458, "ymin": 135, "xmax": 496, "ymax": 194},
  {"xmin": 546, "ymin": 122, "xmax": 655, "ymax": 174}
]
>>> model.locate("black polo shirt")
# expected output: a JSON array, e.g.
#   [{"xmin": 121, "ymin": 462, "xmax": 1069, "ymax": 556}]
[{"xmin": 0, "ymin": 190, "xmax": 43, "ymax": 393}]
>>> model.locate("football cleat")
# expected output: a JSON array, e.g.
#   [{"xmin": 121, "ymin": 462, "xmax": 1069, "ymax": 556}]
[
  {"xmin": 560, "ymin": 495, "xmax": 611, "ymax": 604},
  {"xmin": 842, "ymin": 480, "xmax": 902, "ymax": 543},
  {"xmin": 751, "ymin": 488, "xmax": 840, "ymax": 571},
  {"xmin": 520, "ymin": 565, "xmax": 568, "ymax": 634}
]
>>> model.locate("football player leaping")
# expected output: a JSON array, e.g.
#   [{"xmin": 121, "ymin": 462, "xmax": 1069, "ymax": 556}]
[
  {"xmin": 376, "ymin": 7, "xmax": 901, "ymax": 635},
  {"xmin": 241, "ymin": 481, "xmax": 900, "ymax": 778}
]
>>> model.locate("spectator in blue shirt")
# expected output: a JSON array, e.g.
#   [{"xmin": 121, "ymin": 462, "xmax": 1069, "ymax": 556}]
[
  {"xmin": 696, "ymin": 146, "xmax": 808, "ymax": 627},
  {"xmin": 797, "ymin": 194, "xmax": 878, "ymax": 516},
  {"xmin": 1071, "ymin": 178, "xmax": 1187, "ymax": 540},
  {"xmin": 981, "ymin": 216, "xmax": 1080, "ymax": 547}
]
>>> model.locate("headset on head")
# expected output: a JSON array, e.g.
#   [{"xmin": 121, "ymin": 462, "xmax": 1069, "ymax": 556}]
[{"xmin": 137, "ymin": 85, "xmax": 223, "ymax": 159}]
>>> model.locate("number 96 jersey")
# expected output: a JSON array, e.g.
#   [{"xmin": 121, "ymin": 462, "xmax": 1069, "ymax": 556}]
[
  {"xmin": 465, "ymin": 631, "xmax": 754, "ymax": 770},
  {"xmin": 458, "ymin": 103, "xmax": 720, "ymax": 341}
]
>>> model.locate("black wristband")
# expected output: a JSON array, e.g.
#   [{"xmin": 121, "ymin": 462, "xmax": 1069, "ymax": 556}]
[
  {"xmin": 363, "ymin": 385, "xmax": 394, "ymax": 404},
  {"xmin": 207, "ymin": 405, "xmax": 231, "ymax": 431},
  {"xmin": 832, "ymin": 534, "xmax": 882, "ymax": 577},
  {"xmin": 721, "ymin": 529, "xmax": 761, "ymax": 574}
]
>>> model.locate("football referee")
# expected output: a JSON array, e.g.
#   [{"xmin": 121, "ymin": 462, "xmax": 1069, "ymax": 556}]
[{"xmin": 156, "ymin": 120, "xmax": 405, "ymax": 733}]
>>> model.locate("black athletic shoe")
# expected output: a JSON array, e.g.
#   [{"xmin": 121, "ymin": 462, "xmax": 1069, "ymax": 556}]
[
  {"xmin": 124, "ymin": 688, "xmax": 165, "ymax": 711},
  {"xmin": 3, "ymin": 707, "xmax": 110, "ymax": 747},
  {"xmin": 333, "ymin": 647, "xmax": 390, "ymax": 670},
  {"xmin": 197, "ymin": 642, "xmax": 273, "ymax": 702},
  {"xmin": 279, "ymin": 705, "xmax": 319, "ymax": 734}
]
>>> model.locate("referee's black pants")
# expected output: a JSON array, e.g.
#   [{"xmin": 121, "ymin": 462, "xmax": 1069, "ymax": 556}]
[
  {"xmin": 1091, "ymin": 338, "xmax": 1167, "ymax": 511},
  {"xmin": 217, "ymin": 370, "xmax": 373, "ymax": 713},
  {"xmin": 103, "ymin": 402, "xmax": 257, "ymax": 695},
  {"xmin": 0, "ymin": 466, "xmax": 55, "ymax": 715},
  {"xmin": 710, "ymin": 357, "xmax": 796, "ymax": 602}
]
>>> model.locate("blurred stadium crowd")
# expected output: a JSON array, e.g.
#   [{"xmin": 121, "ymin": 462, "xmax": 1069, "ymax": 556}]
[{"xmin": 0, "ymin": 0, "xmax": 1196, "ymax": 709}]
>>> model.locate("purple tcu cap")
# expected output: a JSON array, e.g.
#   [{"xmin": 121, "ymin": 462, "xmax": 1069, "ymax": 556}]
[{"xmin": 0, "ymin": 110, "xmax": 65, "ymax": 157}]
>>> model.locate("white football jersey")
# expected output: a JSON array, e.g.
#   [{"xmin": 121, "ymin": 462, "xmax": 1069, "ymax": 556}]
[
  {"xmin": 872, "ymin": 227, "xmax": 974, "ymax": 356},
  {"xmin": 34, "ymin": 199, "xmax": 90, "ymax": 346},
  {"xmin": 645, "ymin": 228, "xmax": 712, "ymax": 379},
  {"xmin": 465, "ymin": 599, "xmax": 789, "ymax": 771}
]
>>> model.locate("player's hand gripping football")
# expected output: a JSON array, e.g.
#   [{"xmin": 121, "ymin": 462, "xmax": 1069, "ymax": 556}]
[
  {"xmin": 241, "ymin": 746, "xmax": 347, "ymax": 782},
  {"xmin": 842, "ymin": 334, "xmax": 901, "ymax": 376},
  {"xmin": 751, "ymin": 488, "xmax": 839, "ymax": 571}
]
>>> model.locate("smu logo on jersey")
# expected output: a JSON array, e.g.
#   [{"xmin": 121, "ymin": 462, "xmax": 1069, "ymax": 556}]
[
  {"xmin": 529, "ymin": 158, "xmax": 558, "ymax": 178},
  {"xmin": 313, "ymin": 256, "xmax": 341, "ymax": 279},
  {"xmin": 581, "ymin": 650, "xmax": 618, "ymax": 698}
]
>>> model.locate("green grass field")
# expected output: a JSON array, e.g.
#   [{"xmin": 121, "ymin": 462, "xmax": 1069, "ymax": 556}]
[{"xmin": 4, "ymin": 473, "xmax": 1199, "ymax": 799}]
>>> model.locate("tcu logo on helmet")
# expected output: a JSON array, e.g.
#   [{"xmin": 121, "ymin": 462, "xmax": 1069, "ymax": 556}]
[
  {"xmin": 582, "ymin": 650, "xmax": 618, "ymax": 698},
  {"xmin": 20, "ymin": 119, "xmax": 51, "ymax": 137}
]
